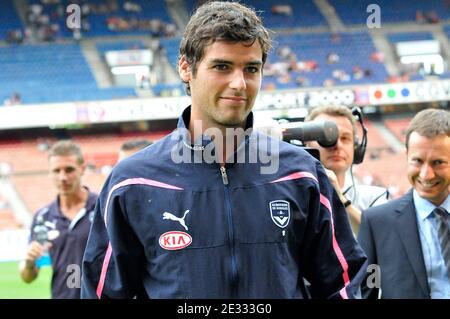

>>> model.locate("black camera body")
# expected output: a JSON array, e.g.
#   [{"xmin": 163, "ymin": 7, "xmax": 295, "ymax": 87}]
[
  {"xmin": 279, "ymin": 107, "xmax": 367, "ymax": 164},
  {"xmin": 280, "ymin": 120, "xmax": 339, "ymax": 161}
]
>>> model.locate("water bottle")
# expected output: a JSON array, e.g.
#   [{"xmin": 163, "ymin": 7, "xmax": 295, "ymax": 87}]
[{"xmin": 33, "ymin": 215, "xmax": 51, "ymax": 267}]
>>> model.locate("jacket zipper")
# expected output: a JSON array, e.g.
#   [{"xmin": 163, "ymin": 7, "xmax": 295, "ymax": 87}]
[{"xmin": 220, "ymin": 165, "xmax": 238, "ymax": 297}]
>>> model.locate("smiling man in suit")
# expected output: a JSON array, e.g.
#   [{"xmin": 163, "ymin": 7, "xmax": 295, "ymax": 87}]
[{"xmin": 358, "ymin": 108, "xmax": 450, "ymax": 299}]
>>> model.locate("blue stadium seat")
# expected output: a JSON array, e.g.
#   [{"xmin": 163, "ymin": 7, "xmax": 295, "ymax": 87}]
[
  {"xmin": 262, "ymin": 32, "xmax": 389, "ymax": 89},
  {"xmin": 0, "ymin": 2, "xmax": 23, "ymax": 40},
  {"xmin": 159, "ymin": 37, "xmax": 181, "ymax": 69},
  {"xmin": 185, "ymin": 0, "xmax": 327, "ymax": 28},
  {"xmin": 387, "ymin": 32, "xmax": 434, "ymax": 43},
  {"xmin": 96, "ymin": 41, "xmax": 146, "ymax": 55},
  {"xmin": 0, "ymin": 43, "xmax": 137, "ymax": 104},
  {"xmin": 27, "ymin": 0, "xmax": 175, "ymax": 38}
]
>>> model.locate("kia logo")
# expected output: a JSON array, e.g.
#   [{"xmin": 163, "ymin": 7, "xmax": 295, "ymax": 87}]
[{"xmin": 159, "ymin": 231, "xmax": 192, "ymax": 250}]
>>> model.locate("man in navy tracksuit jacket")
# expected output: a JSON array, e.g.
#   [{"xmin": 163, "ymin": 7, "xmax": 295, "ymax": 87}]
[{"xmin": 81, "ymin": 1, "xmax": 367, "ymax": 299}]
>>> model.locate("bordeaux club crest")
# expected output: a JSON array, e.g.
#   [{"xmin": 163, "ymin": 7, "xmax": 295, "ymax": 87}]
[{"xmin": 269, "ymin": 200, "xmax": 291, "ymax": 228}]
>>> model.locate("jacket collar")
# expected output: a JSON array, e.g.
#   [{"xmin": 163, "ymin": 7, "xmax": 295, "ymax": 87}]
[
  {"xmin": 176, "ymin": 106, "xmax": 254, "ymax": 152},
  {"xmin": 395, "ymin": 189, "xmax": 430, "ymax": 296}
]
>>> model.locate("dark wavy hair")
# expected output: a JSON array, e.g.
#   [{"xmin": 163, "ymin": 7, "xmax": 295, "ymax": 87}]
[{"xmin": 178, "ymin": 1, "xmax": 272, "ymax": 95}]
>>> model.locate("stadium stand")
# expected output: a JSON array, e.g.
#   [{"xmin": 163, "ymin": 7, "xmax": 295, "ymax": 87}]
[
  {"xmin": 0, "ymin": 129, "xmax": 170, "ymax": 222},
  {"xmin": 3, "ymin": 0, "xmax": 450, "ymax": 104},
  {"xmin": 95, "ymin": 40, "xmax": 146, "ymax": 53},
  {"xmin": 11, "ymin": 175, "xmax": 55, "ymax": 216},
  {"xmin": 262, "ymin": 32, "xmax": 388, "ymax": 89},
  {"xmin": 186, "ymin": 0, "xmax": 327, "ymax": 29},
  {"xmin": 161, "ymin": 31, "xmax": 389, "ymax": 90},
  {"xmin": 387, "ymin": 32, "xmax": 435, "ymax": 43},
  {"xmin": 0, "ymin": 140, "xmax": 49, "ymax": 174},
  {"xmin": 330, "ymin": 0, "xmax": 450, "ymax": 25},
  {"xmin": 0, "ymin": 0, "xmax": 449, "ymax": 238},
  {"xmin": 0, "ymin": 191, "xmax": 19, "ymax": 230},
  {"xmin": 384, "ymin": 117, "xmax": 413, "ymax": 145},
  {"xmin": 363, "ymin": 119, "xmax": 389, "ymax": 150},
  {"xmin": 0, "ymin": 207, "xmax": 21, "ymax": 230},
  {"xmin": 26, "ymin": 0, "xmax": 176, "ymax": 38},
  {"xmin": 159, "ymin": 37, "xmax": 180, "ymax": 70},
  {"xmin": 0, "ymin": 43, "xmax": 137, "ymax": 104},
  {"xmin": 1, "ymin": 1, "xmax": 23, "ymax": 42},
  {"xmin": 444, "ymin": 25, "xmax": 450, "ymax": 37},
  {"xmin": 354, "ymin": 151, "xmax": 410, "ymax": 199},
  {"xmin": 11, "ymin": 169, "xmax": 105, "ymax": 214},
  {"xmin": 72, "ymin": 130, "xmax": 170, "ymax": 167}
]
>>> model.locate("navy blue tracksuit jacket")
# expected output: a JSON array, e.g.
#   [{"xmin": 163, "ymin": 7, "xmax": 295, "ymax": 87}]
[{"xmin": 81, "ymin": 107, "xmax": 367, "ymax": 299}]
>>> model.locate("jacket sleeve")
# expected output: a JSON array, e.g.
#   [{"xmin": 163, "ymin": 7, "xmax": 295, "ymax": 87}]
[
  {"xmin": 81, "ymin": 174, "xmax": 146, "ymax": 299},
  {"xmin": 357, "ymin": 208, "xmax": 379, "ymax": 299},
  {"xmin": 300, "ymin": 162, "xmax": 368, "ymax": 299}
]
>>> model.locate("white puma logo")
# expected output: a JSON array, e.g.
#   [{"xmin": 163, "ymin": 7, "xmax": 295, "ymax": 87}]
[{"xmin": 162, "ymin": 210, "xmax": 190, "ymax": 230}]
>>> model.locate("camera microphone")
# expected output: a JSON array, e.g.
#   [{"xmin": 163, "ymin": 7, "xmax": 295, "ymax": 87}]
[{"xmin": 280, "ymin": 120, "xmax": 339, "ymax": 147}]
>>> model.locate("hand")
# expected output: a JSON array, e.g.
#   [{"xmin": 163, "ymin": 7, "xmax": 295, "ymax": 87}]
[
  {"xmin": 325, "ymin": 168, "xmax": 340, "ymax": 192},
  {"xmin": 24, "ymin": 241, "xmax": 52, "ymax": 269},
  {"xmin": 324, "ymin": 168, "xmax": 347, "ymax": 204}
]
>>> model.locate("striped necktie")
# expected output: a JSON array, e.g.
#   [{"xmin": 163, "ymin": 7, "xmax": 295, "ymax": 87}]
[{"xmin": 434, "ymin": 207, "xmax": 450, "ymax": 279}]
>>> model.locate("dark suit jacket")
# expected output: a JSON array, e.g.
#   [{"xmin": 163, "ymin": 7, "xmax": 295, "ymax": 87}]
[{"xmin": 358, "ymin": 189, "xmax": 430, "ymax": 299}]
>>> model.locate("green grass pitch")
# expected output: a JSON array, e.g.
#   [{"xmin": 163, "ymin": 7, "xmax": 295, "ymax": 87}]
[{"xmin": 0, "ymin": 261, "xmax": 51, "ymax": 299}]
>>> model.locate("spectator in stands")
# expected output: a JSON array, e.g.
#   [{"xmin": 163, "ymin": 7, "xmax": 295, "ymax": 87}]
[
  {"xmin": 0, "ymin": 195, "xmax": 8, "ymax": 209},
  {"xmin": 332, "ymin": 69, "xmax": 350, "ymax": 83},
  {"xmin": 118, "ymin": 139, "xmax": 152, "ymax": 162},
  {"xmin": 363, "ymin": 68, "xmax": 372, "ymax": 78},
  {"xmin": 277, "ymin": 73, "xmax": 292, "ymax": 84},
  {"xmin": 19, "ymin": 140, "xmax": 98, "ymax": 299},
  {"xmin": 425, "ymin": 10, "xmax": 440, "ymax": 24},
  {"xmin": 0, "ymin": 162, "xmax": 12, "ymax": 178},
  {"xmin": 352, "ymin": 66, "xmax": 364, "ymax": 80},
  {"xmin": 81, "ymin": 1, "xmax": 367, "ymax": 299},
  {"xmin": 295, "ymin": 75, "xmax": 310, "ymax": 87},
  {"xmin": 123, "ymin": 1, "xmax": 142, "ymax": 13},
  {"xmin": 359, "ymin": 108, "xmax": 450, "ymax": 299},
  {"xmin": 42, "ymin": 0, "xmax": 61, "ymax": 4},
  {"xmin": 370, "ymin": 51, "xmax": 384, "ymax": 63},
  {"xmin": 331, "ymin": 32, "xmax": 341, "ymax": 43},
  {"xmin": 323, "ymin": 78, "xmax": 335, "ymax": 87},
  {"xmin": 138, "ymin": 73, "xmax": 151, "ymax": 89},
  {"xmin": 271, "ymin": 4, "xmax": 293, "ymax": 16},
  {"xmin": 11, "ymin": 93, "xmax": 21, "ymax": 105},
  {"xmin": 305, "ymin": 105, "xmax": 389, "ymax": 235},
  {"xmin": 37, "ymin": 138, "xmax": 51, "ymax": 152},
  {"xmin": 262, "ymin": 81, "xmax": 276, "ymax": 91},
  {"xmin": 326, "ymin": 53, "xmax": 339, "ymax": 64},
  {"xmin": 416, "ymin": 10, "xmax": 426, "ymax": 24},
  {"xmin": 3, "ymin": 93, "xmax": 22, "ymax": 106},
  {"xmin": 6, "ymin": 29, "xmax": 24, "ymax": 44},
  {"xmin": 277, "ymin": 46, "xmax": 293, "ymax": 60},
  {"xmin": 164, "ymin": 23, "xmax": 177, "ymax": 37}
]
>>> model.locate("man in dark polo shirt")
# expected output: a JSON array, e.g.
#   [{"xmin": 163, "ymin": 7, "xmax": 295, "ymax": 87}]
[{"xmin": 19, "ymin": 140, "xmax": 98, "ymax": 299}]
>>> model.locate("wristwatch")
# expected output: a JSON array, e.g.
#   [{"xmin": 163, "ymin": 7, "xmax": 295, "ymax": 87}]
[{"xmin": 343, "ymin": 199, "xmax": 352, "ymax": 207}]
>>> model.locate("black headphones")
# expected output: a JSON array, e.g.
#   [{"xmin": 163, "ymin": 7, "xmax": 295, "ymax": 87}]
[{"xmin": 352, "ymin": 107, "xmax": 367, "ymax": 165}]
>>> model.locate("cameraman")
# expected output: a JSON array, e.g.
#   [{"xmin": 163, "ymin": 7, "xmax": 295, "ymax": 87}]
[{"xmin": 305, "ymin": 105, "xmax": 389, "ymax": 235}]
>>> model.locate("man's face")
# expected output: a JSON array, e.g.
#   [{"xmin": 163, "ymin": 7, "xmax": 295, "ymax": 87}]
[
  {"xmin": 49, "ymin": 155, "xmax": 85, "ymax": 197},
  {"xmin": 407, "ymin": 132, "xmax": 450, "ymax": 206},
  {"xmin": 309, "ymin": 114, "xmax": 355, "ymax": 175},
  {"xmin": 179, "ymin": 40, "xmax": 263, "ymax": 130}
]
